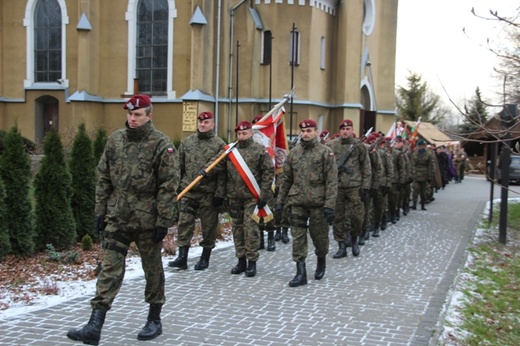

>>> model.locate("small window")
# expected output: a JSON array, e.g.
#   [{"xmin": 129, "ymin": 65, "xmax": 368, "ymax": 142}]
[
  {"xmin": 261, "ymin": 30, "xmax": 272, "ymax": 65},
  {"xmin": 289, "ymin": 30, "xmax": 300, "ymax": 66},
  {"xmin": 320, "ymin": 36, "xmax": 326, "ymax": 70}
]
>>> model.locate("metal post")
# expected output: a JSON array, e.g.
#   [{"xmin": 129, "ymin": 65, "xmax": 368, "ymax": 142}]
[
  {"xmin": 235, "ymin": 40, "xmax": 240, "ymax": 129},
  {"xmin": 290, "ymin": 23, "xmax": 296, "ymax": 140},
  {"xmin": 269, "ymin": 34, "xmax": 273, "ymax": 109}
]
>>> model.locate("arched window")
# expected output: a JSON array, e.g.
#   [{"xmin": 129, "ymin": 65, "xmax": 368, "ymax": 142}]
[
  {"xmin": 126, "ymin": 0, "xmax": 176, "ymax": 98},
  {"xmin": 136, "ymin": 0, "xmax": 168, "ymax": 96},
  {"xmin": 24, "ymin": 0, "xmax": 68, "ymax": 88}
]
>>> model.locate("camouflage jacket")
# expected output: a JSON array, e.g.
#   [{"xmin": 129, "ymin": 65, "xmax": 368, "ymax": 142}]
[
  {"xmin": 96, "ymin": 121, "xmax": 179, "ymax": 231},
  {"xmin": 411, "ymin": 148, "xmax": 435, "ymax": 182},
  {"xmin": 366, "ymin": 145, "xmax": 382, "ymax": 190},
  {"xmin": 178, "ymin": 130, "xmax": 226, "ymax": 198},
  {"xmin": 327, "ymin": 135, "xmax": 371, "ymax": 189},
  {"xmin": 390, "ymin": 148, "xmax": 406, "ymax": 184},
  {"xmin": 226, "ymin": 137, "xmax": 274, "ymax": 200},
  {"xmin": 378, "ymin": 147, "xmax": 394, "ymax": 188},
  {"xmin": 277, "ymin": 137, "xmax": 337, "ymax": 209}
]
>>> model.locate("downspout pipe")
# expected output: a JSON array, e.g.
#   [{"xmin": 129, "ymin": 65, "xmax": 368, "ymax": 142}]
[
  {"xmin": 215, "ymin": 0, "xmax": 222, "ymax": 136},
  {"xmin": 227, "ymin": 0, "xmax": 247, "ymax": 142}
]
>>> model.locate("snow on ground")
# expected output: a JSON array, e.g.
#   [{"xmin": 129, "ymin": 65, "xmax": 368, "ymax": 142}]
[{"xmin": 0, "ymin": 241, "xmax": 234, "ymax": 321}]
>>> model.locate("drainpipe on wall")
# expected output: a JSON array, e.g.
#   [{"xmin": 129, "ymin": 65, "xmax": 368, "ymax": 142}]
[
  {"xmin": 227, "ymin": 0, "xmax": 247, "ymax": 142},
  {"xmin": 215, "ymin": 0, "xmax": 222, "ymax": 136}
]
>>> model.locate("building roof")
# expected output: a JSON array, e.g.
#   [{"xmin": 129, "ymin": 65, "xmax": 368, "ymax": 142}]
[{"xmin": 406, "ymin": 121, "xmax": 452, "ymax": 146}]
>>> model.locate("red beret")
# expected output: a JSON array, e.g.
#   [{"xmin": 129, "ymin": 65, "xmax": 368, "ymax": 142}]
[
  {"xmin": 383, "ymin": 137, "xmax": 392, "ymax": 142},
  {"xmin": 299, "ymin": 119, "xmax": 317, "ymax": 128},
  {"xmin": 235, "ymin": 121, "xmax": 252, "ymax": 132},
  {"xmin": 394, "ymin": 137, "xmax": 404, "ymax": 143},
  {"xmin": 320, "ymin": 130, "xmax": 330, "ymax": 138},
  {"xmin": 365, "ymin": 133, "xmax": 378, "ymax": 144},
  {"xmin": 252, "ymin": 115, "xmax": 263, "ymax": 124},
  {"xmin": 198, "ymin": 112, "xmax": 213, "ymax": 120},
  {"xmin": 123, "ymin": 94, "xmax": 151, "ymax": 110},
  {"xmin": 339, "ymin": 119, "xmax": 353, "ymax": 128}
]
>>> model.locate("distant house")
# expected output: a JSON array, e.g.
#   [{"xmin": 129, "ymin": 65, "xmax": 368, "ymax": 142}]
[{"xmin": 404, "ymin": 121, "xmax": 452, "ymax": 147}]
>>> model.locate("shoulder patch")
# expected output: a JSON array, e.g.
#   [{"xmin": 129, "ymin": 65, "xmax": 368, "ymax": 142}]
[
  {"xmin": 330, "ymin": 152, "xmax": 335, "ymax": 157},
  {"xmin": 167, "ymin": 147, "xmax": 174, "ymax": 154}
]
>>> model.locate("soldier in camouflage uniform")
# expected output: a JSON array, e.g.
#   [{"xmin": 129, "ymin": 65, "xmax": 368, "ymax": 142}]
[
  {"xmin": 393, "ymin": 136, "xmax": 408, "ymax": 221},
  {"xmin": 360, "ymin": 133, "xmax": 382, "ymax": 245},
  {"xmin": 388, "ymin": 137, "xmax": 406, "ymax": 224},
  {"xmin": 411, "ymin": 139, "xmax": 435, "ymax": 210},
  {"xmin": 276, "ymin": 119, "xmax": 337, "ymax": 287},
  {"xmin": 326, "ymin": 119, "xmax": 371, "ymax": 258},
  {"xmin": 402, "ymin": 139, "xmax": 414, "ymax": 216},
  {"xmin": 227, "ymin": 121, "xmax": 274, "ymax": 277},
  {"xmin": 168, "ymin": 112, "xmax": 226, "ymax": 271},
  {"xmin": 67, "ymin": 95, "xmax": 179, "ymax": 345},
  {"xmin": 373, "ymin": 135, "xmax": 394, "ymax": 236}
]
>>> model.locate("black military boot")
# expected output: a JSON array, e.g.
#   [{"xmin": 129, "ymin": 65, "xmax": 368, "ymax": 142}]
[
  {"xmin": 137, "ymin": 304, "xmax": 162, "ymax": 341},
  {"xmin": 351, "ymin": 236, "xmax": 360, "ymax": 257},
  {"xmin": 231, "ymin": 257, "xmax": 247, "ymax": 274},
  {"xmin": 380, "ymin": 215, "xmax": 387, "ymax": 230},
  {"xmin": 194, "ymin": 247, "xmax": 211, "ymax": 270},
  {"xmin": 345, "ymin": 233, "xmax": 352, "ymax": 247},
  {"xmin": 359, "ymin": 229, "xmax": 368, "ymax": 246},
  {"xmin": 395, "ymin": 208, "xmax": 400, "ymax": 221},
  {"xmin": 389, "ymin": 211, "xmax": 396, "ymax": 224},
  {"xmin": 289, "ymin": 262, "xmax": 307, "ymax": 287},
  {"xmin": 245, "ymin": 260, "xmax": 257, "ymax": 277},
  {"xmin": 168, "ymin": 246, "xmax": 189, "ymax": 269},
  {"xmin": 258, "ymin": 230, "xmax": 265, "ymax": 250},
  {"xmin": 421, "ymin": 201, "xmax": 427, "ymax": 211},
  {"xmin": 372, "ymin": 223, "xmax": 380, "ymax": 237},
  {"xmin": 67, "ymin": 309, "xmax": 107, "ymax": 345},
  {"xmin": 332, "ymin": 241, "xmax": 347, "ymax": 258},
  {"xmin": 267, "ymin": 231, "xmax": 276, "ymax": 251},
  {"xmin": 281, "ymin": 227, "xmax": 290, "ymax": 244},
  {"xmin": 274, "ymin": 227, "xmax": 282, "ymax": 241},
  {"xmin": 315, "ymin": 257, "xmax": 326, "ymax": 280},
  {"xmin": 411, "ymin": 202, "xmax": 417, "ymax": 210}
]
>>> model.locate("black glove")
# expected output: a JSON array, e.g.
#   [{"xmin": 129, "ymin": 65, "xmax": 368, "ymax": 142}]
[
  {"xmin": 257, "ymin": 198, "xmax": 267, "ymax": 209},
  {"xmin": 360, "ymin": 188, "xmax": 369, "ymax": 202},
  {"xmin": 369, "ymin": 188, "xmax": 378, "ymax": 197},
  {"xmin": 95, "ymin": 214, "xmax": 106, "ymax": 232},
  {"xmin": 199, "ymin": 169, "xmax": 208, "ymax": 177},
  {"xmin": 274, "ymin": 204, "xmax": 284, "ymax": 224},
  {"xmin": 381, "ymin": 186, "xmax": 389, "ymax": 196},
  {"xmin": 323, "ymin": 207, "xmax": 335, "ymax": 225},
  {"xmin": 396, "ymin": 183, "xmax": 403, "ymax": 191},
  {"xmin": 212, "ymin": 196, "xmax": 224, "ymax": 207},
  {"xmin": 153, "ymin": 226, "xmax": 168, "ymax": 243}
]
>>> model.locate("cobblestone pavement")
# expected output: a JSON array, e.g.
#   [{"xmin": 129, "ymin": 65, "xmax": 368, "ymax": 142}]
[{"xmin": 1, "ymin": 176, "xmax": 495, "ymax": 346}]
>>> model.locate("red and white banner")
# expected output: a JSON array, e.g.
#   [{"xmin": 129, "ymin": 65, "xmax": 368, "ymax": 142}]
[{"xmin": 252, "ymin": 106, "xmax": 288, "ymax": 174}]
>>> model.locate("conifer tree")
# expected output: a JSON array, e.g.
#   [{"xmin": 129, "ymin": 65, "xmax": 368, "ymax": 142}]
[
  {"xmin": 69, "ymin": 123, "xmax": 97, "ymax": 241},
  {"xmin": 93, "ymin": 127, "xmax": 107, "ymax": 165},
  {"xmin": 0, "ymin": 177, "xmax": 11, "ymax": 257},
  {"xmin": 460, "ymin": 87, "xmax": 489, "ymax": 134},
  {"xmin": 0, "ymin": 124, "xmax": 35, "ymax": 255},
  {"xmin": 34, "ymin": 127, "xmax": 76, "ymax": 250},
  {"xmin": 396, "ymin": 72, "xmax": 441, "ymax": 123}
]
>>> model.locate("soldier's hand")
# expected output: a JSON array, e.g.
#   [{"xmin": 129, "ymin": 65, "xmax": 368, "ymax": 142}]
[
  {"xmin": 95, "ymin": 214, "xmax": 107, "ymax": 232},
  {"xmin": 397, "ymin": 183, "xmax": 403, "ymax": 191},
  {"xmin": 257, "ymin": 198, "xmax": 268, "ymax": 209},
  {"xmin": 323, "ymin": 207, "xmax": 335, "ymax": 225},
  {"xmin": 153, "ymin": 226, "xmax": 169, "ymax": 243},
  {"xmin": 199, "ymin": 169, "xmax": 208, "ymax": 177},
  {"xmin": 274, "ymin": 203, "xmax": 284, "ymax": 224},
  {"xmin": 212, "ymin": 196, "xmax": 225, "ymax": 207},
  {"xmin": 381, "ymin": 186, "xmax": 389, "ymax": 196},
  {"xmin": 369, "ymin": 188, "xmax": 378, "ymax": 197}
]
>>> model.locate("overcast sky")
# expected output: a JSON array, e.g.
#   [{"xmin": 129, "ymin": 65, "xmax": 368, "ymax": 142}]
[{"xmin": 395, "ymin": 0, "xmax": 519, "ymax": 112}]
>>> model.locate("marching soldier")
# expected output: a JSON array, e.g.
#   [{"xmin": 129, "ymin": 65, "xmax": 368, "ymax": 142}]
[
  {"xmin": 388, "ymin": 137, "xmax": 405, "ymax": 224},
  {"xmin": 276, "ymin": 119, "xmax": 337, "ymax": 287},
  {"xmin": 227, "ymin": 121, "xmax": 274, "ymax": 277},
  {"xmin": 374, "ymin": 135, "xmax": 394, "ymax": 236},
  {"xmin": 411, "ymin": 139, "xmax": 435, "ymax": 210},
  {"xmin": 360, "ymin": 133, "xmax": 382, "ymax": 245},
  {"xmin": 168, "ymin": 112, "xmax": 226, "ymax": 271},
  {"xmin": 326, "ymin": 119, "xmax": 371, "ymax": 258}
]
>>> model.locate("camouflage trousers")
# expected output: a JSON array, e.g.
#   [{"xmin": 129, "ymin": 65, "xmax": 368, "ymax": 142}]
[
  {"xmin": 91, "ymin": 229, "xmax": 165, "ymax": 311},
  {"xmin": 362, "ymin": 192, "xmax": 374, "ymax": 230},
  {"xmin": 229, "ymin": 198, "xmax": 260, "ymax": 261},
  {"xmin": 177, "ymin": 192, "xmax": 219, "ymax": 249},
  {"xmin": 412, "ymin": 181, "xmax": 428, "ymax": 204},
  {"xmin": 402, "ymin": 182, "xmax": 412, "ymax": 208},
  {"xmin": 373, "ymin": 187, "xmax": 387, "ymax": 226},
  {"xmin": 333, "ymin": 187, "xmax": 364, "ymax": 240},
  {"xmin": 288, "ymin": 205, "xmax": 329, "ymax": 262},
  {"xmin": 388, "ymin": 183, "xmax": 399, "ymax": 216}
]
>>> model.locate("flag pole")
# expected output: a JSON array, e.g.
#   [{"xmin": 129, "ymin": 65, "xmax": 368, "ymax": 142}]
[{"xmin": 176, "ymin": 142, "xmax": 238, "ymax": 201}]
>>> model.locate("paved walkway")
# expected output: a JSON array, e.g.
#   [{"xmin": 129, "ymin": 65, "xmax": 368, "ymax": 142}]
[{"xmin": 1, "ymin": 176, "xmax": 496, "ymax": 345}]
